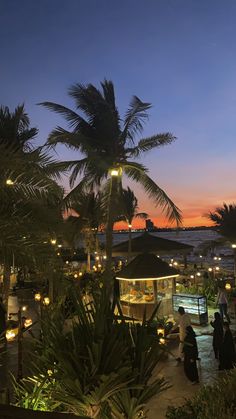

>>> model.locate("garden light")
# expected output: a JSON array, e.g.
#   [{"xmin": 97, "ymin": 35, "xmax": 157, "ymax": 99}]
[
  {"xmin": 159, "ymin": 338, "xmax": 165, "ymax": 345},
  {"xmin": 232, "ymin": 244, "xmax": 236, "ymax": 249},
  {"xmin": 50, "ymin": 239, "xmax": 57, "ymax": 245},
  {"xmin": 74, "ymin": 273, "xmax": 78, "ymax": 279},
  {"xmin": 22, "ymin": 306, "xmax": 27, "ymax": 312},
  {"xmin": 6, "ymin": 330, "xmax": 16, "ymax": 341},
  {"xmin": 6, "ymin": 179, "xmax": 14, "ymax": 185},
  {"xmin": 24, "ymin": 318, "xmax": 32, "ymax": 328},
  {"xmin": 79, "ymin": 272, "xmax": 83, "ymax": 277},
  {"xmin": 157, "ymin": 327, "xmax": 165, "ymax": 337},
  {"xmin": 43, "ymin": 297, "xmax": 50, "ymax": 306},
  {"xmin": 225, "ymin": 283, "xmax": 231, "ymax": 290},
  {"xmin": 34, "ymin": 293, "xmax": 41, "ymax": 302}
]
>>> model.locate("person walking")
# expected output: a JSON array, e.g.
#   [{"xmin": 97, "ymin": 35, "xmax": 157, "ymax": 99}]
[
  {"xmin": 219, "ymin": 322, "xmax": 236, "ymax": 370},
  {"xmin": 170, "ymin": 306, "xmax": 191, "ymax": 362},
  {"xmin": 216, "ymin": 286, "xmax": 231, "ymax": 323},
  {"xmin": 183, "ymin": 325, "xmax": 199, "ymax": 384},
  {"xmin": 210, "ymin": 312, "xmax": 224, "ymax": 359}
]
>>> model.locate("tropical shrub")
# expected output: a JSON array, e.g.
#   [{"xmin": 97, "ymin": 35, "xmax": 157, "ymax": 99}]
[
  {"xmin": 166, "ymin": 369, "xmax": 236, "ymax": 419},
  {"xmin": 13, "ymin": 284, "xmax": 168, "ymax": 418}
]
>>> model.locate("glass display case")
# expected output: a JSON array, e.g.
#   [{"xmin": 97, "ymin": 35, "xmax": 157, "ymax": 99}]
[
  {"xmin": 172, "ymin": 294, "xmax": 208, "ymax": 325},
  {"xmin": 119, "ymin": 278, "xmax": 174, "ymax": 319}
]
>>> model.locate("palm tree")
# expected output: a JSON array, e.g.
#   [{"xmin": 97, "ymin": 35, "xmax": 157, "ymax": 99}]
[
  {"xmin": 65, "ymin": 191, "xmax": 105, "ymax": 270},
  {"xmin": 116, "ymin": 187, "xmax": 148, "ymax": 262},
  {"xmin": 40, "ymin": 80, "xmax": 182, "ymax": 281},
  {"xmin": 0, "ymin": 105, "xmax": 64, "ymax": 306},
  {"xmin": 207, "ymin": 203, "xmax": 236, "ymax": 277}
]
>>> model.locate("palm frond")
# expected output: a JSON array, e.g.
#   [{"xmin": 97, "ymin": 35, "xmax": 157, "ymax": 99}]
[
  {"xmin": 126, "ymin": 133, "xmax": 176, "ymax": 158},
  {"xmin": 122, "ymin": 96, "xmax": 152, "ymax": 142},
  {"xmin": 124, "ymin": 163, "xmax": 182, "ymax": 225}
]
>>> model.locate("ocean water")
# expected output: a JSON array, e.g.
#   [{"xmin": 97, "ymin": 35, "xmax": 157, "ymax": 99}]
[{"xmin": 99, "ymin": 229, "xmax": 234, "ymax": 272}]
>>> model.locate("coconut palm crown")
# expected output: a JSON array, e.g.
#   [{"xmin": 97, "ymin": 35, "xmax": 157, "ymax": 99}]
[
  {"xmin": 40, "ymin": 80, "xmax": 182, "ymax": 276},
  {"xmin": 208, "ymin": 203, "xmax": 236, "ymax": 242},
  {"xmin": 40, "ymin": 80, "xmax": 181, "ymax": 223}
]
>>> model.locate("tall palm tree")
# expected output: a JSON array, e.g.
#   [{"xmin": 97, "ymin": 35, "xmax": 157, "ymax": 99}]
[
  {"xmin": 0, "ymin": 105, "xmax": 64, "ymax": 306},
  {"xmin": 65, "ymin": 191, "xmax": 105, "ymax": 270},
  {"xmin": 116, "ymin": 187, "xmax": 148, "ymax": 262},
  {"xmin": 40, "ymin": 80, "xmax": 182, "ymax": 281},
  {"xmin": 207, "ymin": 203, "xmax": 236, "ymax": 277}
]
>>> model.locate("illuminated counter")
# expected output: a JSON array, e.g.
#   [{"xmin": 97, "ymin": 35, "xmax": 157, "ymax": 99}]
[
  {"xmin": 172, "ymin": 294, "xmax": 208, "ymax": 325},
  {"xmin": 116, "ymin": 253, "xmax": 179, "ymax": 320}
]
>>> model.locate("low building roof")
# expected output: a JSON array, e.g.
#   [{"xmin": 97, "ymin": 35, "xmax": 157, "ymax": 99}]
[
  {"xmin": 116, "ymin": 252, "xmax": 179, "ymax": 280},
  {"xmin": 112, "ymin": 232, "xmax": 193, "ymax": 256}
]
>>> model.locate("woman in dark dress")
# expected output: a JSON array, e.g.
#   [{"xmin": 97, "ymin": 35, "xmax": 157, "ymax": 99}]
[
  {"xmin": 183, "ymin": 325, "xmax": 199, "ymax": 383},
  {"xmin": 219, "ymin": 322, "xmax": 236, "ymax": 370},
  {"xmin": 210, "ymin": 312, "xmax": 223, "ymax": 359}
]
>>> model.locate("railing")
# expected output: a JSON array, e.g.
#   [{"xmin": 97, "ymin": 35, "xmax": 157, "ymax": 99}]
[{"xmin": 0, "ymin": 404, "xmax": 87, "ymax": 418}]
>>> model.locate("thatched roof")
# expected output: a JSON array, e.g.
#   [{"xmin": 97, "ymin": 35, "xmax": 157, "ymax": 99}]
[
  {"xmin": 112, "ymin": 232, "xmax": 193, "ymax": 256},
  {"xmin": 116, "ymin": 253, "xmax": 179, "ymax": 280}
]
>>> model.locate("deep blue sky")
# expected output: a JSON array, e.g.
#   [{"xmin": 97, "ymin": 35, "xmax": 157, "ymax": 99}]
[{"xmin": 1, "ymin": 0, "xmax": 236, "ymax": 226}]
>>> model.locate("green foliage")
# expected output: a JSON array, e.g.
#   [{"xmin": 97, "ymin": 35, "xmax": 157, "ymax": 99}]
[
  {"xmin": 14, "ymin": 285, "xmax": 168, "ymax": 418},
  {"xmin": 166, "ymin": 370, "xmax": 236, "ymax": 419}
]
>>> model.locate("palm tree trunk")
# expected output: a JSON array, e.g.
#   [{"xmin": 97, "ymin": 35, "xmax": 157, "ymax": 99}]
[
  {"xmin": 105, "ymin": 176, "xmax": 119, "ymax": 282},
  {"xmin": 3, "ymin": 263, "xmax": 11, "ymax": 312},
  {"xmin": 87, "ymin": 251, "xmax": 91, "ymax": 271},
  {"xmin": 128, "ymin": 225, "xmax": 132, "ymax": 263},
  {"xmin": 234, "ymin": 248, "xmax": 236, "ymax": 286}
]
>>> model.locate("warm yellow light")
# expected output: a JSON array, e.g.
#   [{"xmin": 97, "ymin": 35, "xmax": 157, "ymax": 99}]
[
  {"xmin": 214, "ymin": 256, "xmax": 217, "ymax": 260},
  {"xmin": 199, "ymin": 255, "xmax": 202, "ymax": 258},
  {"xmin": 196, "ymin": 272, "xmax": 201, "ymax": 277},
  {"xmin": 58, "ymin": 244, "xmax": 62, "ymax": 248},
  {"xmin": 43, "ymin": 297, "xmax": 50, "ymax": 306},
  {"xmin": 6, "ymin": 330, "xmax": 16, "ymax": 341},
  {"xmin": 225, "ymin": 283, "xmax": 231, "ymax": 290},
  {"xmin": 117, "ymin": 274, "xmax": 179, "ymax": 281},
  {"xmin": 103, "ymin": 255, "xmax": 107, "ymax": 260},
  {"xmin": 169, "ymin": 263, "xmax": 173, "ymax": 267},
  {"xmin": 208, "ymin": 268, "xmax": 213, "ymax": 272},
  {"xmin": 6, "ymin": 179, "xmax": 14, "ymax": 186},
  {"xmin": 232, "ymin": 244, "xmax": 236, "ymax": 248},
  {"xmin": 74, "ymin": 273, "xmax": 78, "ymax": 279},
  {"xmin": 79, "ymin": 272, "xmax": 83, "ymax": 277},
  {"xmin": 159, "ymin": 338, "xmax": 165, "ymax": 345},
  {"xmin": 93, "ymin": 266, "xmax": 97, "ymax": 271},
  {"xmin": 34, "ymin": 293, "xmax": 41, "ymax": 301},
  {"xmin": 215, "ymin": 267, "xmax": 220, "ymax": 271},
  {"xmin": 98, "ymin": 264, "xmax": 102, "ymax": 268},
  {"xmin": 110, "ymin": 169, "xmax": 119, "ymax": 176},
  {"xmin": 190, "ymin": 275, "xmax": 194, "ymax": 279},
  {"xmin": 22, "ymin": 306, "xmax": 27, "ymax": 312},
  {"xmin": 128, "ymin": 224, "xmax": 132, "ymax": 228},
  {"xmin": 57, "ymin": 252, "xmax": 60, "ymax": 256},
  {"xmin": 66, "ymin": 260, "xmax": 69, "ymax": 264},
  {"xmin": 24, "ymin": 318, "xmax": 32, "ymax": 328},
  {"xmin": 173, "ymin": 262, "xmax": 178, "ymax": 266},
  {"xmin": 95, "ymin": 256, "xmax": 99, "ymax": 261},
  {"xmin": 157, "ymin": 328, "xmax": 165, "ymax": 337},
  {"xmin": 50, "ymin": 239, "xmax": 57, "ymax": 245},
  {"xmin": 218, "ymin": 257, "xmax": 222, "ymax": 260}
]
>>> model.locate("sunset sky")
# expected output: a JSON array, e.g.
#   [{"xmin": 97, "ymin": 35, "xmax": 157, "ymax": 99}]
[{"xmin": 1, "ymin": 0, "xmax": 236, "ymax": 228}]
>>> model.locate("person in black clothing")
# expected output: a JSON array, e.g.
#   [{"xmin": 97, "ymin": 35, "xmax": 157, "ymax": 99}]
[
  {"xmin": 210, "ymin": 312, "xmax": 223, "ymax": 359},
  {"xmin": 183, "ymin": 325, "xmax": 199, "ymax": 384},
  {"xmin": 219, "ymin": 322, "xmax": 236, "ymax": 370}
]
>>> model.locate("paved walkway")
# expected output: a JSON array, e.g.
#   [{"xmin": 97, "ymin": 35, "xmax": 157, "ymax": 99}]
[{"xmin": 147, "ymin": 311, "xmax": 236, "ymax": 418}]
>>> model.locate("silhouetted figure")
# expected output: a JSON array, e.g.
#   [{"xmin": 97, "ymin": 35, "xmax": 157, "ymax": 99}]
[
  {"xmin": 216, "ymin": 286, "xmax": 230, "ymax": 323},
  {"xmin": 219, "ymin": 322, "xmax": 236, "ymax": 370},
  {"xmin": 183, "ymin": 325, "xmax": 199, "ymax": 384},
  {"xmin": 210, "ymin": 312, "xmax": 223, "ymax": 359}
]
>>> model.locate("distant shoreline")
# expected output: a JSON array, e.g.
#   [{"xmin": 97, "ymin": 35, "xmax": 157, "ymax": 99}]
[{"xmin": 98, "ymin": 226, "xmax": 215, "ymax": 234}]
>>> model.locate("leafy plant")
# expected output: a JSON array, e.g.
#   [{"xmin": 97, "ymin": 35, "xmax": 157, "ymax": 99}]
[
  {"xmin": 166, "ymin": 370, "xmax": 236, "ymax": 419},
  {"xmin": 13, "ymin": 284, "xmax": 168, "ymax": 418}
]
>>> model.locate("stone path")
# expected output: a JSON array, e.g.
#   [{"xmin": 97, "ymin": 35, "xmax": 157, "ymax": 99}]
[{"xmin": 147, "ymin": 307, "xmax": 236, "ymax": 419}]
